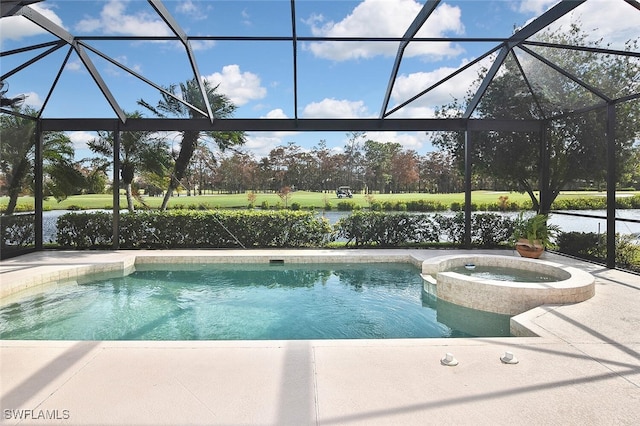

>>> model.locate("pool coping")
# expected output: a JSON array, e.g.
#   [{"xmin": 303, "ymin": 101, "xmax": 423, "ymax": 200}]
[{"xmin": 1, "ymin": 249, "xmax": 639, "ymax": 425}]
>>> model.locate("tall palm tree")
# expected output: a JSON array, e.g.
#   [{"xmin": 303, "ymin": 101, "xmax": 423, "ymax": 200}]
[
  {"xmin": 138, "ymin": 78, "xmax": 245, "ymax": 210},
  {"xmin": 87, "ymin": 111, "xmax": 171, "ymax": 212},
  {"xmin": 1, "ymin": 107, "xmax": 85, "ymax": 215}
]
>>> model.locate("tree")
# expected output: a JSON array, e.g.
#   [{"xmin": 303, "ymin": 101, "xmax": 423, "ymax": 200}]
[
  {"xmin": 419, "ymin": 151, "xmax": 463, "ymax": 193},
  {"xmin": 80, "ymin": 158, "xmax": 109, "ymax": 194},
  {"xmin": 1, "ymin": 107, "xmax": 85, "ymax": 214},
  {"xmin": 433, "ymin": 25, "xmax": 640, "ymax": 212},
  {"xmin": 87, "ymin": 111, "xmax": 171, "ymax": 212},
  {"xmin": 277, "ymin": 185, "xmax": 293, "ymax": 208},
  {"xmin": 215, "ymin": 152, "xmax": 257, "ymax": 193},
  {"xmin": 363, "ymin": 140, "xmax": 401, "ymax": 193},
  {"xmin": 187, "ymin": 144, "xmax": 218, "ymax": 195},
  {"xmin": 138, "ymin": 78, "xmax": 245, "ymax": 210},
  {"xmin": 344, "ymin": 131, "xmax": 366, "ymax": 190},
  {"xmin": 390, "ymin": 149, "xmax": 419, "ymax": 192},
  {"xmin": 313, "ymin": 140, "xmax": 340, "ymax": 192}
]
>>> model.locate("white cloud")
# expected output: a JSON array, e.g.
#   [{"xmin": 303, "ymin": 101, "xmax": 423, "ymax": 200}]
[
  {"xmin": 64, "ymin": 60, "xmax": 83, "ymax": 72},
  {"xmin": 515, "ymin": 1, "xmax": 638, "ymax": 48},
  {"xmin": 305, "ymin": 0, "xmax": 464, "ymax": 61},
  {"xmin": 176, "ymin": 0, "xmax": 213, "ymax": 23},
  {"xmin": 75, "ymin": 0, "xmax": 172, "ymax": 36},
  {"xmin": 0, "ymin": 3, "xmax": 65, "ymax": 42},
  {"xmin": 389, "ymin": 62, "xmax": 479, "ymax": 117},
  {"xmin": 203, "ymin": 65, "xmax": 267, "ymax": 106},
  {"xmin": 517, "ymin": 0, "xmax": 560, "ymax": 15},
  {"xmin": 176, "ymin": 0, "xmax": 197, "ymax": 15},
  {"xmin": 263, "ymin": 108, "xmax": 288, "ymax": 119},
  {"xmin": 22, "ymin": 91, "xmax": 44, "ymax": 109},
  {"xmin": 190, "ymin": 40, "xmax": 216, "ymax": 51},
  {"xmin": 241, "ymin": 8, "xmax": 252, "ymax": 27},
  {"xmin": 539, "ymin": 1, "xmax": 640, "ymax": 48},
  {"xmin": 364, "ymin": 131, "xmax": 430, "ymax": 152},
  {"xmin": 302, "ymin": 98, "xmax": 371, "ymax": 118},
  {"xmin": 259, "ymin": 109, "xmax": 299, "ymax": 139},
  {"xmin": 67, "ymin": 131, "xmax": 97, "ymax": 151},
  {"xmin": 244, "ymin": 134, "xmax": 282, "ymax": 158}
]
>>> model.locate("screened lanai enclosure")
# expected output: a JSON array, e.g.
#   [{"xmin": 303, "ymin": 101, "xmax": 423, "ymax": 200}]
[{"xmin": 1, "ymin": 0, "xmax": 639, "ymax": 269}]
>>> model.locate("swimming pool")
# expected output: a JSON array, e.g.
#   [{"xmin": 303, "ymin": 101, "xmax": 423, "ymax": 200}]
[{"xmin": 0, "ymin": 262, "xmax": 510, "ymax": 340}]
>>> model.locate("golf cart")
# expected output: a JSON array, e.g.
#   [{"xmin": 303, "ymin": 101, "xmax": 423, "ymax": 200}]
[{"xmin": 336, "ymin": 186, "xmax": 353, "ymax": 198}]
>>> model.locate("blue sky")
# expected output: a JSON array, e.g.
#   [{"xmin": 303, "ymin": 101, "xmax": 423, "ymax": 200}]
[{"xmin": 1, "ymin": 0, "xmax": 638, "ymax": 158}]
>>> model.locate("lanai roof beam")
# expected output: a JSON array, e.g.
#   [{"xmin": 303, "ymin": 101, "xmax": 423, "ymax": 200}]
[
  {"xmin": 16, "ymin": 5, "xmax": 127, "ymax": 123},
  {"xmin": 147, "ymin": 0, "xmax": 214, "ymax": 123},
  {"xmin": 463, "ymin": 0, "xmax": 587, "ymax": 118},
  {"xmin": 380, "ymin": 0, "xmax": 441, "ymax": 118}
]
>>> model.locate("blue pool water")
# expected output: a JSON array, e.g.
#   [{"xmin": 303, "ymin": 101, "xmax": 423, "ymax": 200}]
[{"xmin": 0, "ymin": 263, "xmax": 510, "ymax": 340}]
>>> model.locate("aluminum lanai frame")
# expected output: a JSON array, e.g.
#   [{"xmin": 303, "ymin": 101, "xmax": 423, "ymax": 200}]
[{"xmin": 1, "ymin": 0, "xmax": 639, "ymax": 268}]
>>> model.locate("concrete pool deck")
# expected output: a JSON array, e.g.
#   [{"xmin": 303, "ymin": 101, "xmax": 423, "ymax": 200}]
[{"xmin": 1, "ymin": 249, "xmax": 639, "ymax": 425}]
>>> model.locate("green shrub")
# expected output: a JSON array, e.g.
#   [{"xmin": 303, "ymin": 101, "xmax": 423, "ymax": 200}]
[
  {"xmin": 405, "ymin": 199, "xmax": 447, "ymax": 212},
  {"xmin": 1, "ymin": 213, "xmax": 35, "ymax": 250},
  {"xmin": 433, "ymin": 213, "xmax": 465, "ymax": 244},
  {"xmin": 556, "ymin": 231, "xmax": 640, "ymax": 272},
  {"xmin": 556, "ymin": 231, "xmax": 602, "ymax": 260},
  {"xmin": 337, "ymin": 201, "xmax": 356, "ymax": 211},
  {"xmin": 290, "ymin": 202, "xmax": 301, "ymax": 210},
  {"xmin": 323, "ymin": 202, "xmax": 332, "ymax": 211},
  {"xmin": 433, "ymin": 212, "xmax": 515, "ymax": 246},
  {"xmin": 335, "ymin": 211, "xmax": 439, "ymax": 247},
  {"xmin": 615, "ymin": 197, "xmax": 640, "ymax": 209},
  {"xmin": 472, "ymin": 213, "xmax": 516, "ymax": 247},
  {"xmin": 551, "ymin": 197, "xmax": 606, "ymax": 210},
  {"xmin": 57, "ymin": 211, "xmax": 113, "ymax": 248},
  {"xmin": 57, "ymin": 210, "xmax": 333, "ymax": 249},
  {"xmin": 1, "ymin": 203, "xmax": 35, "ymax": 213},
  {"xmin": 260, "ymin": 200, "xmax": 270, "ymax": 210},
  {"xmin": 370, "ymin": 201, "xmax": 383, "ymax": 211},
  {"xmin": 382, "ymin": 201, "xmax": 398, "ymax": 212}
]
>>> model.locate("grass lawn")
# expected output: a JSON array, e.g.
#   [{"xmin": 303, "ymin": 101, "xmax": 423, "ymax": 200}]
[{"xmin": 1, "ymin": 190, "xmax": 637, "ymax": 212}]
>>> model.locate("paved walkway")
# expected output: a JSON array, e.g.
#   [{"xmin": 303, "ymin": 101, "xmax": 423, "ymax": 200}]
[{"xmin": 1, "ymin": 250, "xmax": 639, "ymax": 425}]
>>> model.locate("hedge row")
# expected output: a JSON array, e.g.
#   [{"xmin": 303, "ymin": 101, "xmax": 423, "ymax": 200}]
[
  {"xmin": 56, "ymin": 210, "xmax": 332, "ymax": 249},
  {"xmin": 556, "ymin": 231, "xmax": 640, "ymax": 272},
  {"xmin": 55, "ymin": 210, "xmax": 519, "ymax": 249},
  {"xmin": 0, "ymin": 213, "xmax": 35, "ymax": 248},
  {"xmin": 3, "ymin": 209, "xmax": 638, "ymax": 271},
  {"xmin": 336, "ymin": 212, "xmax": 515, "ymax": 247},
  {"xmin": 333, "ymin": 195, "xmax": 640, "ymax": 212}
]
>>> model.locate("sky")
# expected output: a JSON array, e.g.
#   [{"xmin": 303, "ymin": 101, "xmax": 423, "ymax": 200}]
[{"xmin": 1, "ymin": 0, "xmax": 638, "ymax": 159}]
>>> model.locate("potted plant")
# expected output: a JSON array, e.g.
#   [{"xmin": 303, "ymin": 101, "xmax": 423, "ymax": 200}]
[{"xmin": 511, "ymin": 213, "xmax": 560, "ymax": 258}]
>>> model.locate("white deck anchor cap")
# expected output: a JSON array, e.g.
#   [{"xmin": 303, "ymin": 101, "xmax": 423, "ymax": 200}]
[
  {"xmin": 500, "ymin": 351, "xmax": 519, "ymax": 364},
  {"xmin": 441, "ymin": 352, "xmax": 459, "ymax": 366}
]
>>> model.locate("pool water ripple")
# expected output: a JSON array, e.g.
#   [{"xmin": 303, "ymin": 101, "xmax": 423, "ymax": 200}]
[{"xmin": 0, "ymin": 263, "xmax": 511, "ymax": 340}]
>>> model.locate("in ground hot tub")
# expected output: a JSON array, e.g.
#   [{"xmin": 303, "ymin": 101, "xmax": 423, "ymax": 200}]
[{"xmin": 422, "ymin": 254, "xmax": 595, "ymax": 316}]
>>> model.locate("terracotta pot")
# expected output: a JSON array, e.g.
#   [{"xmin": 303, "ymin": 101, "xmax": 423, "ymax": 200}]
[{"xmin": 515, "ymin": 238, "xmax": 544, "ymax": 259}]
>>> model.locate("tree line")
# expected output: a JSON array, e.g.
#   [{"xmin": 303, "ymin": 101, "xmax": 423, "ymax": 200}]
[{"xmin": 173, "ymin": 135, "xmax": 465, "ymax": 197}]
